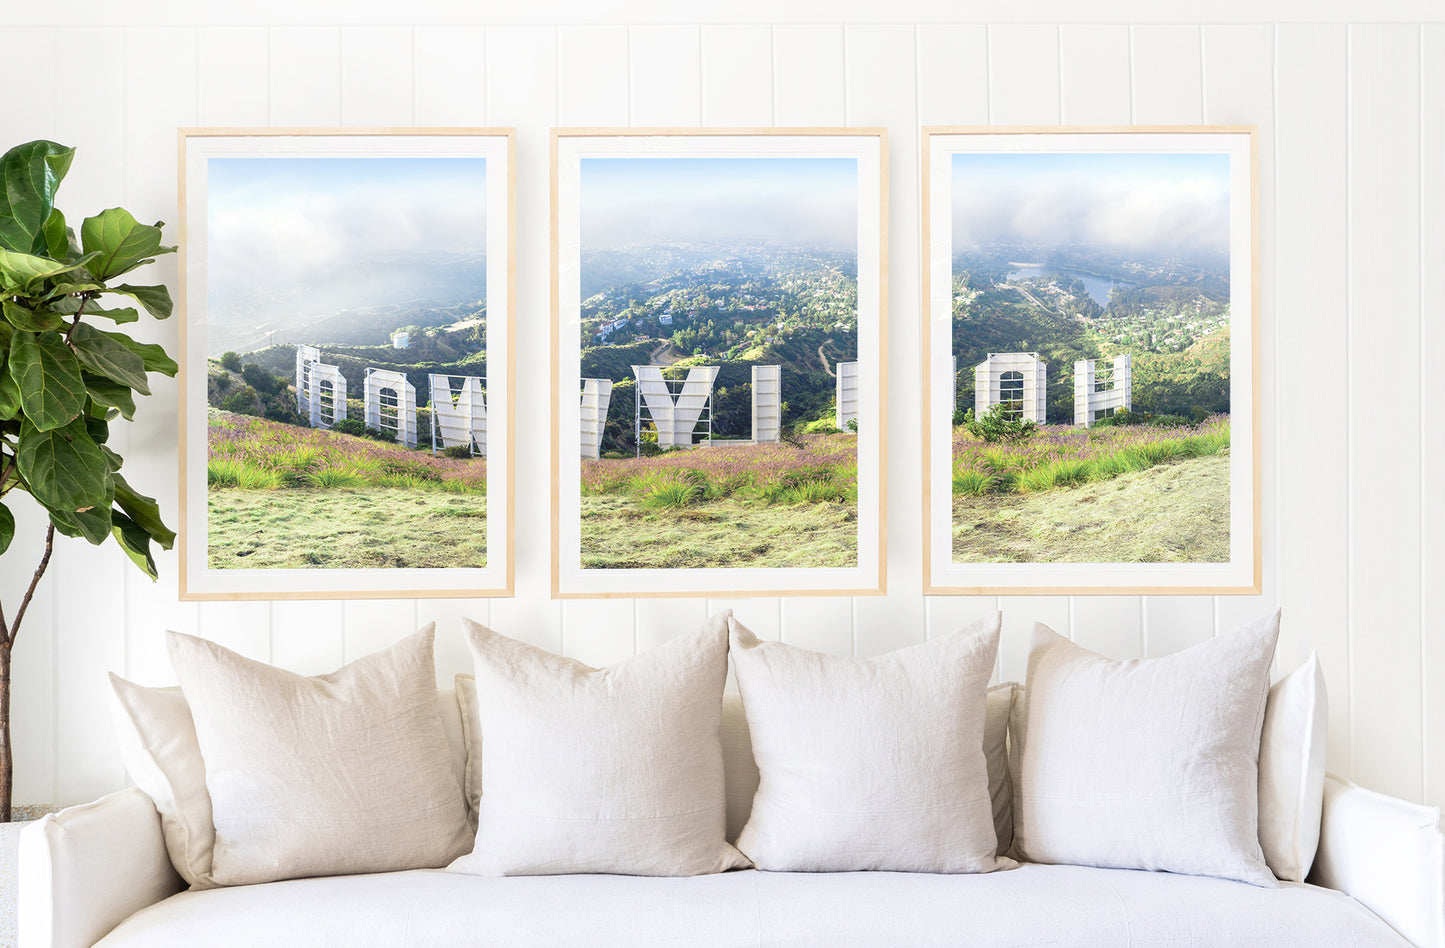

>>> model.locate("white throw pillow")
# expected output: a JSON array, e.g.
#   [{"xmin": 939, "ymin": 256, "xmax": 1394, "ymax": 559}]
[
  {"xmin": 455, "ymin": 673, "xmax": 482, "ymax": 835},
  {"xmin": 1259, "ymin": 652, "xmax": 1328, "ymax": 881},
  {"xmin": 729, "ymin": 614, "xmax": 1013, "ymax": 874},
  {"xmin": 450, "ymin": 613, "xmax": 748, "ymax": 877},
  {"xmin": 166, "ymin": 625, "xmax": 471, "ymax": 886},
  {"xmin": 1011, "ymin": 612, "xmax": 1280, "ymax": 887},
  {"xmin": 107, "ymin": 676, "xmax": 218, "ymax": 889}
]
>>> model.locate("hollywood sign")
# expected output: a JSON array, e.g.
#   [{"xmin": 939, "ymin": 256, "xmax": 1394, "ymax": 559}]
[
  {"xmin": 295, "ymin": 346, "xmax": 487, "ymax": 456},
  {"xmin": 578, "ymin": 364, "xmax": 788, "ymax": 460},
  {"xmin": 962, "ymin": 351, "xmax": 1132, "ymax": 427}
]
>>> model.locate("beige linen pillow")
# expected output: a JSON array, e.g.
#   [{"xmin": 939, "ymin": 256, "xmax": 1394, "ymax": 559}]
[
  {"xmin": 985, "ymin": 682, "xmax": 1018, "ymax": 856},
  {"xmin": 1011, "ymin": 612, "xmax": 1280, "ymax": 887},
  {"xmin": 108, "ymin": 676, "xmax": 218, "ymax": 889},
  {"xmin": 449, "ymin": 613, "xmax": 748, "ymax": 877},
  {"xmin": 166, "ymin": 625, "xmax": 471, "ymax": 886},
  {"xmin": 1259, "ymin": 652, "xmax": 1329, "ymax": 881},
  {"xmin": 730, "ymin": 614, "xmax": 1013, "ymax": 874}
]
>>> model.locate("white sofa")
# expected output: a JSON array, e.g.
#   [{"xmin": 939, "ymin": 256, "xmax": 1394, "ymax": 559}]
[{"xmin": 19, "ymin": 693, "xmax": 1444, "ymax": 948}]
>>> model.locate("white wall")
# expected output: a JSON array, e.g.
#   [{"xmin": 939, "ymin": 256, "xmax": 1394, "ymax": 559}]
[{"xmin": 1, "ymin": 2, "xmax": 1441, "ymax": 812}]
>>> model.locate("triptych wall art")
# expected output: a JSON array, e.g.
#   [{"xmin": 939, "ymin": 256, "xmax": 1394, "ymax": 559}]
[{"xmin": 174, "ymin": 125, "xmax": 1258, "ymax": 601}]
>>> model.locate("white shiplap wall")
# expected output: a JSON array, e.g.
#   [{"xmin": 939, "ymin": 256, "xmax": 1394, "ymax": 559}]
[{"xmin": 0, "ymin": 8, "xmax": 1441, "ymax": 812}]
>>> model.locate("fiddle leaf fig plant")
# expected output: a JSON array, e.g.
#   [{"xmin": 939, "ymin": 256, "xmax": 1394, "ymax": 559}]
[{"xmin": 0, "ymin": 140, "xmax": 178, "ymax": 818}]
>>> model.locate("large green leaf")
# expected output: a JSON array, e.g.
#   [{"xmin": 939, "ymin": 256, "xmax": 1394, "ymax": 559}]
[
  {"xmin": 41, "ymin": 207, "xmax": 79, "ymax": 262},
  {"xmin": 10, "ymin": 329, "xmax": 86, "ymax": 430},
  {"xmin": 16, "ymin": 416, "xmax": 110, "ymax": 512},
  {"xmin": 2, "ymin": 298, "xmax": 66, "ymax": 332},
  {"xmin": 113, "ymin": 474, "xmax": 174, "ymax": 550},
  {"xmin": 83, "ymin": 372, "xmax": 137, "ymax": 420},
  {"xmin": 0, "ymin": 370, "xmax": 20, "ymax": 419},
  {"xmin": 0, "ymin": 141, "xmax": 75, "ymax": 255},
  {"xmin": 108, "ymin": 283, "xmax": 172, "ymax": 320},
  {"xmin": 101, "ymin": 329, "xmax": 177, "ymax": 377},
  {"xmin": 80, "ymin": 208, "xmax": 173, "ymax": 280},
  {"xmin": 0, "ymin": 502, "xmax": 13, "ymax": 555},
  {"xmin": 48, "ymin": 487, "xmax": 114, "ymax": 545},
  {"xmin": 111, "ymin": 511, "xmax": 158, "ymax": 580},
  {"xmin": 80, "ymin": 304, "xmax": 139, "ymax": 325},
  {"xmin": 0, "ymin": 249, "xmax": 81, "ymax": 293},
  {"xmin": 70, "ymin": 322, "xmax": 150, "ymax": 394}
]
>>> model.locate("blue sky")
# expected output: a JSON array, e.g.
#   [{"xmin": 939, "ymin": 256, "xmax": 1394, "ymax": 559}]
[
  {"xmin": 582, "ymin": 156, "xmax": 857, "ymax": 249},
  {"xmin": 951, "ymin": 151, "xmax": 1230, "ymax": 255}
]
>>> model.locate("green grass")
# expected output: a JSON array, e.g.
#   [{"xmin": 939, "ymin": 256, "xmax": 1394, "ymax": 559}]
[
  {"xmin": 952, "ymin": 452, "xmax": 1230, "ymax": 564},
  {"xmin": 580, "ymin": 495, "xmax": 857, "ymax": 569},
  {"xmin": 207, "ymin": 487, "xmax": 487, "ymax": 570}
]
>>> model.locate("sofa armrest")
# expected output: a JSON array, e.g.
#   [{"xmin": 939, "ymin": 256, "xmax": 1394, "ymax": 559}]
[
  {"xmin": 1309, "ymin": 773, "xmax": 1445, "ymax": 948},
  {"xmin": 18, "ymin": 788, "xmax": 184, "ymax": 948}
]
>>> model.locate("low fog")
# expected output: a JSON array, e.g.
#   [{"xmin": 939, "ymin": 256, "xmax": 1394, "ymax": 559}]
[
  {"xmin": 582, "ymin": 157, "xmax": 858, "ymax": 251},
  {"xmin": 951, "ymin": 154, "xmax": 1230, "ymax": 258}
]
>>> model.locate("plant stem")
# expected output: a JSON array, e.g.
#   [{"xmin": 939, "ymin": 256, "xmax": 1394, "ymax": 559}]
[
  {"xmin": 6, "ymin": 524, "xmax": 55, "ymax": 650},
  {"xmin": 0, "ymin": 523, "xmax": 53, "ymax": 821},
  {"xmin": 62, "ymin": 293, "xmax": 91, "ymax": 345}
]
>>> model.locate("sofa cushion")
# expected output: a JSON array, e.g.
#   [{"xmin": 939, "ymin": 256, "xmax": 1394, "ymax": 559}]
[
  {"xmin": 1259, "ymin": 652, "xmax": 1329, "ymax": 882},
  {"xmin": 92, "ymin": 864, "xmax": 1410, "ymax": 948},
  {"xmin": 1012, "ymin": 612, "xmax": 1279, "ymax": 887},
  {"xmin": 730, "ymin": 614, "xmax": 1010, "ymax": 874},
  {"xmin": 166, "ymin": 626, "xmax": 471, "ymax": 886},
  {"xmin": 450, "ymin": 613, "xmax": 747, "ymax": 877}
]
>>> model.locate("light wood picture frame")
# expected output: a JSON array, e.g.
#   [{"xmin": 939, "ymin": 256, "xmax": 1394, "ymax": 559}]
[
  {"xmin": 922, "ymin": 126, "xmax": 1261, "ymax": 595},
  {"xmin": 551, "ymin": 128, "xmax": 888, "ymax": 598},
  {"xmin": 178, "ymin": 128, "xmax": 515, "ymax": 600}
]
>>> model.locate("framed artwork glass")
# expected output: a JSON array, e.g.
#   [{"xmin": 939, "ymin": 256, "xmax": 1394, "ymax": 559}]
[
  {"xmin": 922, "ymin": 127, "xmax": 1260, "ymax": 594},
  {"xmin": 552, "ymin": 129, "xmax": 888, "ymax": 598},
  {"xmin": 178, "ymin": 128, "xmax": 514, "ymax": 599}
]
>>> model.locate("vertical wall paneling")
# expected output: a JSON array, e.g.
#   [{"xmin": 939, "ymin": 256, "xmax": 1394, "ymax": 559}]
[
  {"xmin": 1059, "ymin": 25, "xmax": 1132, "ymax": 125},
  {"xmin": 1347, "ymin": 24, "xmax": 1424, "ymax": 802},
  {"xmin": 781, "ymin": 597, "xmax": 853, "ymax": 655},
  {"xmin": 1422, "ymin": 24, "xmax": 1445, "ymax": 810},
  {"xmin": 985, "ymin": 25, "xmax": 1069, "ymax": 678},
  {"xmin": 562, "ymin": 599, "xmax": 635, "ymax": 668},
  {"xmin": 416, "ymin": 599, "xmax": 489, "ymax": 688},
  {"xmin": 340, "ymin": 26, "xmax": 414, "ymax": 126},
  {"xmin": 3, "ymin": 11, "xmax": 1442, "ymax": 810},
  {"xmin": 636, "ymin": 599, "xmax": 709, "ymax": 652},
  {"xmin": 197, "ymin": 28, "xmax": 270, "ymax": 125},
  {"xmin": 412, "ymin": 26, "xmax": 487, "ymax": 126},
  {"xmin": 1201, "ymin": 26, "xmax": 1279, "ymax": 639},
  {"xmin": 1056, "ymin": 25, "xmax": 1144, "ymax": 662},
  {"xmin": 772, "ymin": 26, "xmax": 846, "ymax": 126},
  {"xmin": 1144, "ymin": 597, "xmax": 1217, "ymax": 658},
  {"xmin": 1133, "ymin": 26, "xmax": 1208, "ymax": 652},
  {"xmin": 986, "ymin": 25, "xmax": 1061, "ymax": 125},
  {"xmin": 915, "ymin": 25, "xmax": 989, "ymax": 126},
  {"xmin": 847, "ymin": 25, "xmax": 926, "ymax": 658},
  {"xmin": 269, "ymin": 27, "xmax": 342, "ymax": 126},
  {"xmin": 629, "ymin": 26, "xmax": 702, "ymax": 126},
  {"xmin": 998, "ymin": 596, "xmax": 1070, "ymax": 684},
  {"xmin": 2, "ymin": 29, "xmax": 68, "ymax": 804},
  {"xmin": 196, "ymin": 602, "xmax": 272, "ymax": 663},
  {"xmin": 557, "ymin": 27, "xmax": 629, "ymax": 126},
  {"xmin": 269, "ymin": 601, "xmax": 345, "ymax": 677},
  {"xmin": 50, "ymin": 29, "xmax": 133, "ymax": 805},
  {"xmin": 122, "ymin": 27, "xmax": 200, "ymax": 688},
  {"xmin": 1130, "ymin": 26, "xmax": 1204, "ymax": 124},
  {"xmin": 1274, "ymin": 24, "xmax": 1351, "ymax": 766},
  {"xmin": 700, "ymin": 26, "xmax": 773, "ymax": 126},
  {"xmin": 341, "ymin": 600, "xmax": 419, "ymax": 663},
  {"xmin": 484, "ymin": 25, "xmax": 562, "ymax": 655}
]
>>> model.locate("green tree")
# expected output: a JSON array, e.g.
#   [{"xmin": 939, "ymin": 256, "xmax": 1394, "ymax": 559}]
[{"xmin": 0, "ymin": 141, "xmax": 177, "ymax": 817}]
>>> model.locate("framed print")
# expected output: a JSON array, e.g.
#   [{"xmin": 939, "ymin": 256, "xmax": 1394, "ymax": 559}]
[
  {"xmin": 552, "ymin": 129, "xmax": 887, "ymax": 598},
  {"xmin": 178, "ymin": 128, "xmax": 514, "ymax": 600},
  {"xmin": 922, "ymin": 127, "xmax": 1260, "ymax": 595}
]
